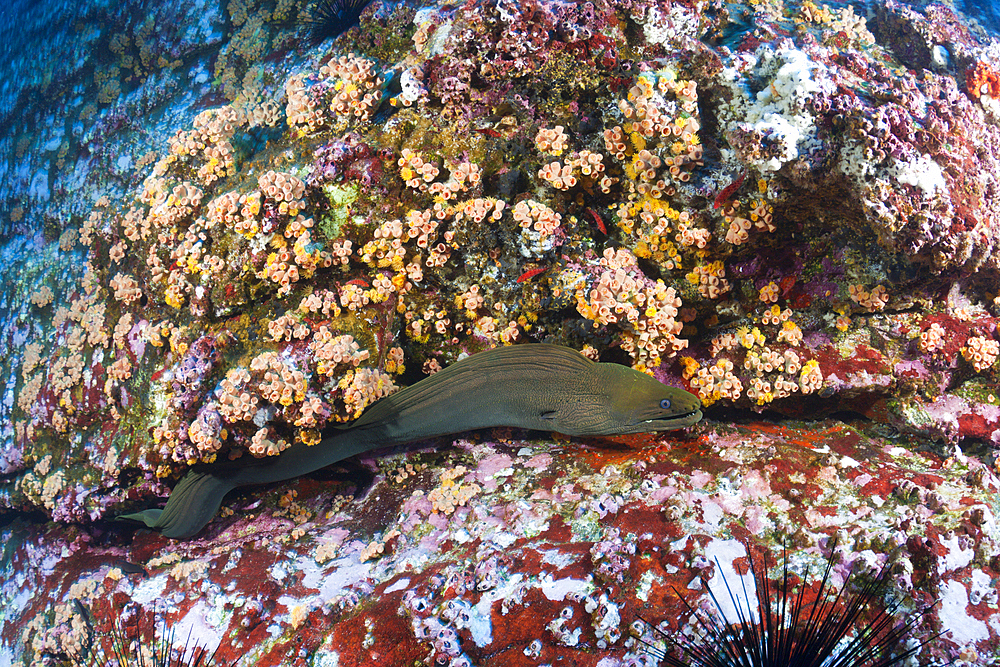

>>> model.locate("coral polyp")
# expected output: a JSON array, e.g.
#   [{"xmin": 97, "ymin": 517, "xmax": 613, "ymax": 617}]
[{"xmin": 2, "ymin": 0, "xmax": 1000, "ymax": 664}]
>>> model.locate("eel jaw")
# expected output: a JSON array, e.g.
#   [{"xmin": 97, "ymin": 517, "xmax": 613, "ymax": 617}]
[{"xmin": 637, "ymin": 408, "xmax": 703, "ymax": 431}]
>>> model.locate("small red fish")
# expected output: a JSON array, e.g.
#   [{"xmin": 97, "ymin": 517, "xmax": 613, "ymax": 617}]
[
  {"xmin": 586, "ymin": 208, "xmax": 608, "ymax": 235},
  {"xmin": 346, "ymin": 278, "xmax": 371, "ymax": 287},
  {"xmin": 713, "ymin": 170, "xmax": 748, "ymax": 209},
  {"xmin": 516, "ymin": 267, "xmax": 547, "ymax": 283},
  {"xmin": 779, "ymin": 275, "xmax": 797, "ymax": 296}
]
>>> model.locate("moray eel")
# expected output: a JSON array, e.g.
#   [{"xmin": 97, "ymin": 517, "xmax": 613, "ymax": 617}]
[{"xmin": 118, "ymin": 344, "xmax": 701, "ymax": 539}]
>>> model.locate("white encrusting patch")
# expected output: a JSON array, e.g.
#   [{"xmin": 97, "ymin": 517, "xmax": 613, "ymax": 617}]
[
  {"xmin": 938, "ymin": 579, "xmax": 989, "ymax": 645},
  {"xmin": 702, "ymin": 539, "xmax": 759, "ymax": 624}
]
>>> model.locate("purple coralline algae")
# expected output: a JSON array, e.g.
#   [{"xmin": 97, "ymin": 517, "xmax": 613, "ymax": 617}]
[{"xmin": 2, "ymin": 0, "xmax": 1000, "ymax": 665}]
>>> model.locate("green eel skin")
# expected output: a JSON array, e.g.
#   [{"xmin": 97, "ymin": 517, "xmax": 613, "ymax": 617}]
[{"xmin": 118, "ymin": 344, "xmax": 702, "ymax": 539}]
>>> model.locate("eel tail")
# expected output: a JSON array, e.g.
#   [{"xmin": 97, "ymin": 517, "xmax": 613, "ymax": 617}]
[
  {"xmin": 116, "ymin": 470, "xmax": 238, "ymax": 539},
  {"xmin": 115, "ymin": 508, "xmax": 165, "ymax": 529}
]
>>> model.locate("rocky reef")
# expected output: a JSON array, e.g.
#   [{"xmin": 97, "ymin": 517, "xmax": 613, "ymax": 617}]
[{"xmin": 1, "ymin": 0, "xmax": 999, "ymax": 665}]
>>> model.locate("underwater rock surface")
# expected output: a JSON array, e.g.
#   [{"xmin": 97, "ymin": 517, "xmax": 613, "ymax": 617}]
[{"xmin": 1, "ymin": 0, "xmax": 999, "ymax": 664}]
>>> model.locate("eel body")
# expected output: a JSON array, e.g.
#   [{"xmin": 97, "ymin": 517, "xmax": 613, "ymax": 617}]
[{"xmin": 119, "ymin": 344, "xmax": 702, "ymax": 539}]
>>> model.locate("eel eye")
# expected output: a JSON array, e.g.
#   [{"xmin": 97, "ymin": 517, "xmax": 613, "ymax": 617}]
[{"xmin": 659, "ymin": 398, "xmax": 671, "ymax": 410}]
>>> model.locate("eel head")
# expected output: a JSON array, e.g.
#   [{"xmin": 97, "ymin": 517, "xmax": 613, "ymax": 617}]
[{"xmin": 542, "ymin": 360, "xmax": 702, "ymax": 435}]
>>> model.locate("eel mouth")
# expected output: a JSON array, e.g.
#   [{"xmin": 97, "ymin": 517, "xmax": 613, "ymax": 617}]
[{"xmin": 640, "ymin": 408, "xmax": 703, "ymax": 430}]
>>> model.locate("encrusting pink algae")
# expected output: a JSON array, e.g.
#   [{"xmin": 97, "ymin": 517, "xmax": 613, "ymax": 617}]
[{"xmin": 1, "ymin": 0, "xmax": 1000, "ymax": 665}]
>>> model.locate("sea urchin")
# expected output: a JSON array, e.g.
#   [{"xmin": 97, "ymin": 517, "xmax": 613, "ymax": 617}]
[
  {"xmin": 642, "ymin": 544, "xmax": 940, "ymax": 667},
  {"xmin": 64, "ymin": 600, "xmax": 230, "ymax": 667},
  {"xmin": 305, "ymin": 0, "xmax": 371, "ymax": 44}
]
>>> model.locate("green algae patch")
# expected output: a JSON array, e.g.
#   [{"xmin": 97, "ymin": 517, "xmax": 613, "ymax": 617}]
[
  {"xmin": 320, "ymin": 183, "xmax": 360, "ymax": 240},
  {"xmin": 952, "ymin": 378, "xmax": 1000, "ymax": 405},
  {"xmin": 892, "ymin": 397, "xmax": 936, "ymax": 431}
]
